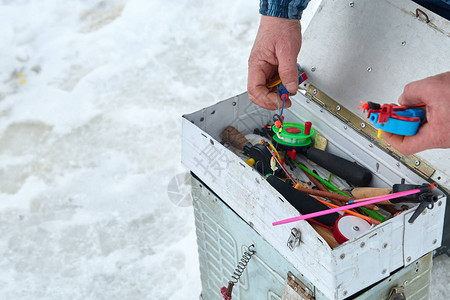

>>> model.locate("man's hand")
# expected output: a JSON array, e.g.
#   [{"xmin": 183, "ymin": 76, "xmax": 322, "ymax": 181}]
[
  {"xmin": 383, "ymin": 71, "xmax": 450, "ymax": 155},
  {"xmin": 247, "ymin": 15, "xmax": 302, "ymax": 110}
]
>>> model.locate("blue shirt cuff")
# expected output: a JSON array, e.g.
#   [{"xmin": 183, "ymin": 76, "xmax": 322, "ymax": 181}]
[{"xmin": 259, "ymin": 0, "xmax": 311, "ymax": 20}]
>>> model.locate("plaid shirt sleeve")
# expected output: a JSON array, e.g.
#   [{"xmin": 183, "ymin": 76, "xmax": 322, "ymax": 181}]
[{"xmin": 259, "ymin": 0, "xmax": 311, "ymax": 20}]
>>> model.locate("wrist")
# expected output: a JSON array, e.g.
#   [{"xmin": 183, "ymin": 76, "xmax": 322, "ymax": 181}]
[{"xmin": 259, "ymin": 15, "xmax": 301, "ymax": 35}]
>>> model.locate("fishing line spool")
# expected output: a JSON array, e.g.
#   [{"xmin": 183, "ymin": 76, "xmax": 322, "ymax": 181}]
[
  {"xmin": 333, "ymin": 215, "xmax": 372, "ymax": 244},
  {"xmin": 272, "ymin": 122, "xmax": 314, "ymax": 148}
]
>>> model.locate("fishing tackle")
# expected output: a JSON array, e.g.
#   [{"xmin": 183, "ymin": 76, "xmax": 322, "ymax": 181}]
[
  {"xmin": 350, "ymin": 178, "xmax": 434, "ymax": 204},
  {"xmin": 266, "ymin": 174, "xmax": 340, "ymax": 227},
  {"xmin": 333, "ymin": 215, "xmax": 372, "ymax": 244},
  {"xmin": 266, "ymin": 64, "xmax": 308, "ymax": 99},
  {"xmin": 272, "ymin": 183, "xmax": 436, "ymax": 226},
  {"xmin": 267, "ymin": 64, "xmax": 308, "ymax": 131},
  {"xmin": 272, "ymin": 121, "xmax": 314, "ymax": 147},
  {"xmin": 221, "ymin": 126, "xmax": 284, "ymax": 177},
  {"xmin": 220, "ymin": 245, "xmax": 256, "ymax": 300},
  {"xmin": 358, "ymin": 101, "xmax": 426, "ymax": 137},
  {"xmin": 268, "ymin": 122, "xmax": 372, "ymax": 187}
]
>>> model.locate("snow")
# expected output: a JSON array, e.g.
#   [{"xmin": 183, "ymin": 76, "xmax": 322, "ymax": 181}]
[{"xmin": 0, "ymin": 0, "xmax": 447, "ymax": 299}]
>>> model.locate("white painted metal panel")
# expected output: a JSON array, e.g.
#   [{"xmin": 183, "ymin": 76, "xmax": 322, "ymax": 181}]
[
  {"xmin": 300, "ymin": 0, "xmax": 450, "ymax": 116},
  {"xmin": 403, "ymin": 197, "xmax": 447, "ymax": 265},
  {"xmin": 299, "ymin": 0, "xmax": 450, "ymax": 188}
]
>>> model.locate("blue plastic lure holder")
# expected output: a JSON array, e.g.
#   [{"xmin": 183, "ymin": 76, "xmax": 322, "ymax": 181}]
[{"xmin": 369, "ymin": 108, "xmax": 425, "ymax": 136}]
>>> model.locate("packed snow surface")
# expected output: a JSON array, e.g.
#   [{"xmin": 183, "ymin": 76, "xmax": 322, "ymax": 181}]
[{"xmin": 0, "ymin": 0, "xmax": 448, "ymax": 299}]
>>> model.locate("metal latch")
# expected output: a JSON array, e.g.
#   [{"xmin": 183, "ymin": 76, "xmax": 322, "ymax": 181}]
[
  {"xmin": 287, "ymin": 228, "xmax": 301, "ymax": 251},
  {"xmin": 388, "ymin": 286, "xmax": 406, "ymax": 300},
  {"xmin": 282, "ymin": 271, "xmax": 314, "ymax": 300}
]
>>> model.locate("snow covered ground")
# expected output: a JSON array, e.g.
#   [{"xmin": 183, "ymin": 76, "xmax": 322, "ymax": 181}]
[{"xmin": 0, "ymin": 0, "xmax": 448, "ymax": 299}]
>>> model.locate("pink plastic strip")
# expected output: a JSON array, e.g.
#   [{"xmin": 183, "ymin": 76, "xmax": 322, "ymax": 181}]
[{"xmin": 272, "ymin": 188, "xmax": 421, "ymax": 226}]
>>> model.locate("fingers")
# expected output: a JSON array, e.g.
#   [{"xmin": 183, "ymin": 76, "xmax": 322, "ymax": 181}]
[
  {"xmin": 248, "ymin": 16, "xmax": 302, "ymax": 109},
  {"xmin": 276, "ymin": 47, "xmax": 299, "ymax": 95},
  {"xmin": 276, "ymin": 31, "xmax": 301, "ymax": 95},
  {"xmin": 398, "ymin": 80, "xmax": 427, "ymax": 106},
  {"xmin": 247, "ymin": 85, "xmax": 292, "ymax": 111},
  {"xmin": 248, "ymin": 60, "xmax": 279, "ymax": 110},
  {"xmin": 382, "ymin": 123, "xmax": 432, "ymax": 155},
  {"xmin": 248, "ymin": 55, "xmax": 293, "ymax": 110}
]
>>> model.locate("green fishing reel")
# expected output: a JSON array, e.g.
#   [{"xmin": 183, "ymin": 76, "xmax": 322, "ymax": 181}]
[{"xmin": 272, "ymin": 122, "xmax": 314, "ymax": 148}]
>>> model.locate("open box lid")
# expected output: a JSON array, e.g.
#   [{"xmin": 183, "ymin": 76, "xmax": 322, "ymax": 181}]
[{"xmin": 299, "ymin": 0, "xmax": 450, "ymax": 191}]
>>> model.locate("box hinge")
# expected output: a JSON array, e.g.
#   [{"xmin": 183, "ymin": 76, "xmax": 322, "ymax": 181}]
[
  {"xmin": 282, "ymin": 271, "xmax": 315, "ymax": 300},
  {"xmin": 305, "ymin": 84, "xmax": 435, "ymax": 179}
]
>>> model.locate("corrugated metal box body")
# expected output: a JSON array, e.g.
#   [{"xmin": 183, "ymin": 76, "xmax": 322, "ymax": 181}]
[
  {"xmin": 192, "ymin": 175, "xmax": 433, "ymax": 300},
  {"xmin": 181, "ymin": 93, "xmax": 446, "ymax": 299}
]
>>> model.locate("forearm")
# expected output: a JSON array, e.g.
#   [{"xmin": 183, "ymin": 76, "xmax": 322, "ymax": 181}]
[{"xmin": 259, "ymin": 0, "xmax": 311, "ymax": 20}]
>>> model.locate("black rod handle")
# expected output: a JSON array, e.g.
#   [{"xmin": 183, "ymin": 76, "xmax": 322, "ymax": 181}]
[
  {"xmin": 267, "ymin": 175, "xmax": 339, "ymax": 227},
  {"xmin": 303, "ymin": 147, "xmax": 372, "ymax": 186}
]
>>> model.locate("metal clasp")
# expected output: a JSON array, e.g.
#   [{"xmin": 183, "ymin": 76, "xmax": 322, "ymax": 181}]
[
  {"xmin": 388, "ymin": 286, "xmax": 406, "ymax": 300},
  {"xmin": 287, "ymin": 228, "xmax": 301, "ymax": 251}
]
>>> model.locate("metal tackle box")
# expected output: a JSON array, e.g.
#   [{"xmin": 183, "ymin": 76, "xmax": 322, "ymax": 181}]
[
  {"xmin": 191, "ymin": 174, "xmax": 434, "ymax": 300},
  {"xmin": 182, "ymin": 0, "xmax": 450, "ymax": 299}
]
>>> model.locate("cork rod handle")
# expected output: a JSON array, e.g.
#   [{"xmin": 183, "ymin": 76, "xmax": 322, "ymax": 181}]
[{"xmin": 221, "ymin": 126, "xmax": 251, "ymax": 150}]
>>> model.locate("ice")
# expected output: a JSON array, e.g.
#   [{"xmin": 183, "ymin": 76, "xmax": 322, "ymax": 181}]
[{"xmin": 0, "ymin": 0, "xmax": 448, "ymax": 299}]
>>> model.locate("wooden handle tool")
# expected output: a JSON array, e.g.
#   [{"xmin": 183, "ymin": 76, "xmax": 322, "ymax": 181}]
[
  {"xmin": 351, "ymin": 187, "xmax": 392, "ymax": 199},
  {"xmin": 222, "ymin": 126, "xmax": 250, "ymax": 151},
  {"xmin": 310, "ymin": 223, "xmax": 339, "ymax": 248}
]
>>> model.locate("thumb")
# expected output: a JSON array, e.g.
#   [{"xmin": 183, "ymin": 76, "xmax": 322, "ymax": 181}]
[{"xmin": 277, "ymin": 51, "xmax": 299, "ymax": 95}]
